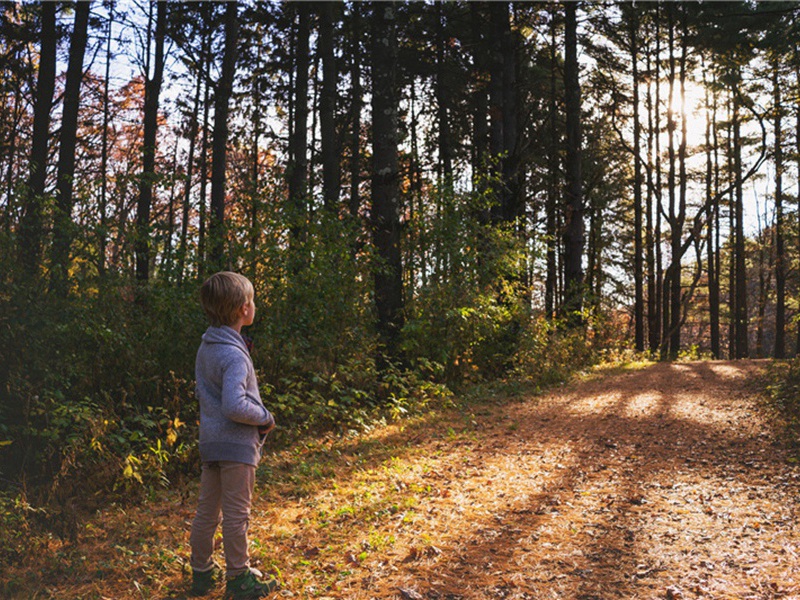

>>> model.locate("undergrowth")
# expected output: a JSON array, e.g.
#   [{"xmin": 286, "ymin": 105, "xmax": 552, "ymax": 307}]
[
  {"xmin": 765, "ymin": 359, "xmax": 800, "ymax": 459},
  {"xmin": 0, "ymin": 271, "xmax": 623, "ymax": 588}
]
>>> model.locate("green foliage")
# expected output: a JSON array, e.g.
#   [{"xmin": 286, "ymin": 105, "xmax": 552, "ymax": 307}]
[
  {"xmin": 765, "ymin": 359, "xmax": 800, "ymax": 455},
  {"xmin": 402, "ymin": 185, "xmax": 529, "ymax": 382},
  {"xmin": 0, "ymin": 280, "xmax": 204, "ymax": 506}
]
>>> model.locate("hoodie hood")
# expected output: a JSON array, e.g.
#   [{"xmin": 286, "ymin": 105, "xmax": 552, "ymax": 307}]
[{"xmin": 201, "ymin": 326, "xmax": 248, "ymax": 353}]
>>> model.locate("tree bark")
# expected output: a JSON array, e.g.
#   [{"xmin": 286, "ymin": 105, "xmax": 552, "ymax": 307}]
[
  {"xmin": 435, "ymin": 2, "xmax": 453, "ymax": 186},
  {"xmin": 371, "ymin": 2, "xmax": 404, "ymax": 362},
  {"xmin": 177, "ymin": 23, "xmax": 205, "ymax": 285},
  {"xmin": 672, "ymin": 6, "xmax": 688, "ymax": 356},
  {"xmin": 562, "ymin": 1, "xmax": 584, "ymax": 323},
  {"xmin": 50, "ymin": 0, "xmax": 91, "ymax": 296},
  {"xmin": 135, "ymin": 0, "xmax": 167, "ymax": 282},
  {"xmin": 704, "ymin": 66, "xmax": 721, "ymax": 359},
  {"xmin": 197, "ymin": 43, "xmax": 212, "ymax": 280},
  {"xmin": 98, "ymin": 1, "xmax": 115, "ymax": 278},
  {"xmin": 208, "ymin": 0, "xmax": 239, "ymax": 271},
  {"xmin": 348, "ymin": 3, "xmax": 362, "ymax": 221},
  {"xmin": 18, "ymin": 1, "xmax": 57, "ymax": 281},
  {"xmin": 288, "ymin": 3, "xmax": 310, "ymax": 247},
  {"xmin": 732, "ymin": 76, "xmax": 748, "ymax": 358},
  {"xmin": 319, "ymin": 2, "xmax": 339, "ymax": 213},
  {"xmin": 630, "ymin": 8, "xmax": 644, "ymax": 351},
  {"xmin": 545, "ymin": 8, "xmax": 559, "ymax": 320},
  {"xmin": 772, "ymin": 59, "xmax": 785, "ymax": 358},
  {"xmin": 662, "ymin": 4, "xmax": 677, "ymax": 357}
]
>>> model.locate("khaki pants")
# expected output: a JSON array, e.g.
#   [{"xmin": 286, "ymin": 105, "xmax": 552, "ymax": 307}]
[{"xmin": 190, "ymin": 461, "xmax": 256, "ymax": 578}]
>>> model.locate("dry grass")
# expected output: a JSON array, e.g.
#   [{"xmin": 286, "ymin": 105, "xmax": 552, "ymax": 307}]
[{"xmin": 4, "ymin": 360, "xmax": 800, "ymax": 600}]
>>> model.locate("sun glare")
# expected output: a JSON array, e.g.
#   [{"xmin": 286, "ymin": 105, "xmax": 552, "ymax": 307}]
[{"xmin": 668, "ymin": 79, "xmax": 709, "ymax": 147}]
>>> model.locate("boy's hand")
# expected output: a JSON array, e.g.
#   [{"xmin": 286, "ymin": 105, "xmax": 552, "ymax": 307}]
[{"xmin": 258, "ymin": 423, "xmax": 275, "ymax": 436}]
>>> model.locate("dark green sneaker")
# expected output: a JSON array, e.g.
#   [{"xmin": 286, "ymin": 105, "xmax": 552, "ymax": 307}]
[
  {"xmin": 224, "ymin": 569, "xmax": 279, "ymax": 599},
  {"xmin": 190, "ymin": 562, "xmax": 222, "ymax": 596}
]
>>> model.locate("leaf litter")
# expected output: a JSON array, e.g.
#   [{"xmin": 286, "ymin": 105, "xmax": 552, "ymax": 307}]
[{"xmin": 4, "ymin": 360, "xmax": 800, "ymax": 599}]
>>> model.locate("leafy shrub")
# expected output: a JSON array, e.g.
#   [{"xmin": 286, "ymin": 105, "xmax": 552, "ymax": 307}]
[{"xmin": 765, "ymin": 359, "xmax": 800, "ymax": 453}]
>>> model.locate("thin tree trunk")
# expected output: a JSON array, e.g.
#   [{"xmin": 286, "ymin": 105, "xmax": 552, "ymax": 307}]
[
  {"xmin": 488, "ymin": 3, "xmax": 505, "ymax": 225},
  {"xmin": 99, "ymin": 1, "xmax": 115, "ymax": 279},
  {"xmin": 562, "ymin": 1, "xmax": 583, "ymax": 323},
  {"xmin": 197, "ymin": 48, "xmax": 212, "ymax": 280},
  {"xmin": 288, "ymin": 3, "xmax": 310, "ymax": 248},
  {"xmin": 435, "ymin": 2, "xmax": 452, "ymax": 185},
  {"xmin": 727, "ymin": 92, "xmax": 736, "ymax": 358},
  {"xmin": 135, "ymin": 0, "xmax": 167, "ymax": 283},
  {"xmin": 662, "ymin": 3, "xmax": 677, "ymax": 357},
  {"xmin": 733, "ymin": 76, "xmax": 748, "ymax": 358},
  {"xmin": 18, "ymin": 1, "xmax": 57, "ymax": 281},
  {"xmin": 671, "ymin": 6, "xmax": 688, "ymax": 355},
  {"xmin": 249, "ymin": 40, "xmax": 263, "ymax": 278},
  {"xmin": 471, "ymin": 3, "xmax": 489, "ymax": 183},
  {"xmin": 319, "ymin": 2, "xmax": 339, "ymax": 213},
  {"xmin": 208, "ymin": 1, "xmax": 239, "ymax": 271},
  {"xmin": 161, "ymin": 141, "xmax": 179, "ymax": 279},
  {"xmin": 796, "ymin": 44, "xmax": 800, "ymax": 356},
  {"xmin": 50, "ymin": 0, "xmax": 91, "ymax": 296},
  {"xmin": 654, "ymin": 7, "xmax": 663, "ymax": 353},
  {"xmin": 371, "ymin": 2, "xmax": 404, "ymax": 363},
  {"xmin": 630, "ymin": 9, "xmax": 644, "ymax": 351},
  {"xmin": 773, "ymin": 59, "xmax": 785, "ymax": 358},
  {"xmin": 348, "ymin": 3, "xmax": 362, "ymax": 221},
  {"xmin": 545, "ymin": 9, "xmax": 558, "ymax": 319},
  {"xmin": 177, "ymin": 27, "xmax": 205, "ymax": 285},
  {"xmin": 704, "ymin": 64, "xmax": 721, "ymax": 359},
  {"xmin": 501, "ymin": 3, "xmax": 518, "ymax": 224}
]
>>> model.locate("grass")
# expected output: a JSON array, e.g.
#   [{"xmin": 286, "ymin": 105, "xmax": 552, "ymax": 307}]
[{"xmin": 0, "ymin": 391, "xmax": 491, "ymax": 599}]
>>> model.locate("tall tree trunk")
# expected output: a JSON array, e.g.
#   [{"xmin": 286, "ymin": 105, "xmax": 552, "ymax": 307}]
[
  {"xmin": 796, "ymin": 44, "xmax": 800, "ymax": 356},
  {"xmin": 348, "ymin": 3, "xmax": 362, "ymax": 221},
  {"xmin": 773, "ymin": 59, "xmax": 785, "ymax": 358},
  {"xmin": 99, "ymin": 1, "xmax": 115, "ymax": 279},
  {"xmin": 249, "ymin": 40, "xmax": 263, "ymax": 278},
  {"xmin": 319, "ymin": 2, "xmax": 339, "ymax": 213},
  {"xmin": 727, "ymin": 93, "xmax": 736, "ymax": 358},
  {"xmin": 197, "ymin": 48, "xmax": 212, "ymax": 279},
  {"xmin": 178, "ymin": 23, "xmax": 206, "ymax": 285},
  {"xmin": 501, "ymin": 3, "xmax": 519, "ymax": 224},
  {"xmin": 704, "ymin": 64, "xmax": 721, "ymax": 359},
  {"xmin": 371, "ymin": 2, "xmax": 403, "ymax": 363},
  {"xmin": 435, "ymin": 2, "xmax": 453, "ymax": 185},
  {"xmin": 630, "ymin": 9, "xmax": 644, "ymax": 351},
  {"xmin": 288, "ymin": 3, "xmax": 310, "ymax": 247},
  {"xmin": 671, "ymin": 7, "xmax": 688, "ymax": 355},
  {"xmin": 653, "ymin": 7, "xmax": 664, "ymax": 353},
  {"xmin": 50, "ymin": 0, "xmax": 91, "ymax": 297},
  {"xmin": 135, "ymin": 0, "xmax": 167, "ymax": 282},
  {"xmin": 562, "ymin": 1, "xmax": 584, "ymax": 323},
  {"xmin": 545, "ymin": 9, "xmax": 559, "ymax": 319},
  {"xmin": 645, "ymin": 10, "xmax": 659, "ymax": 353},
  {"xmin": 732, "ymin": 76, "xmax": 748, "ymax": 358},
  {"xmin": 208, "ymin": 1, "xmax": 239, "ymax": 271},
  {"xmin": 662, "ymin": 4, "xmax": 677, "ymax": 357},
  {"xmin": 18, "ymin": 1, "xmax": 57, "ymax": 281},
  {"xmin": 161, "ymin": 141, "xmax": 179, "ymax": 279},
  {"xmin": 488, "ymin": 3, "xmax": 505, "ymax": 225},
  {"xmin": 470, "ymin": 3, "xmax": 489, "ymax": 185}
]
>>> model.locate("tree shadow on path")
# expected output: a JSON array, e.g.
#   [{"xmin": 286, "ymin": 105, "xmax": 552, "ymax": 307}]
[{"xmin": 378, "ymin": 360, "xmax": 799, "ymax": 600}]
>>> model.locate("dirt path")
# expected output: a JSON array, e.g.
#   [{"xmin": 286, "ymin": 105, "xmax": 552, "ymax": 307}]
[
  {"xmin": 303, "ymin": 360, "xmax": 798, "ymax": 600},
  {"xmin": 14, "ymin": 360, "xmax": 799, "ymax": 600}
]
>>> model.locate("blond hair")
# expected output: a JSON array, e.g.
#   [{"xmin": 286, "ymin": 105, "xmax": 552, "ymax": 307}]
[{"xmin": 200, "ymin": 271, "xmax": 254, "ymax": 327}]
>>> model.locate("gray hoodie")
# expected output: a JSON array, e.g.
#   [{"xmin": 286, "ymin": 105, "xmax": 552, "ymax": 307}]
[{"xmin": 195, "ymin": 326, "xmax": 274, "ymax": 466}]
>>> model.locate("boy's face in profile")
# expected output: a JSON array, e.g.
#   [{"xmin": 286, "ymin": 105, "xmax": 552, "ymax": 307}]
[{"xmin": 243, "ymin": 297, "xmax": 256, "ymax": 327}]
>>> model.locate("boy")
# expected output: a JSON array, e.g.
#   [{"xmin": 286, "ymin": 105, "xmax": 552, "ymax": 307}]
[{"xmin": 190, "ymin": 271, "xmax": 278, "ymax": 599}]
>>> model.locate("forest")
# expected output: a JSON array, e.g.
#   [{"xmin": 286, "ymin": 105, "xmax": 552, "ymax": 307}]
[{"xmin": 2, "ymin": 0, "xmax": 800, "ymax": 580}]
